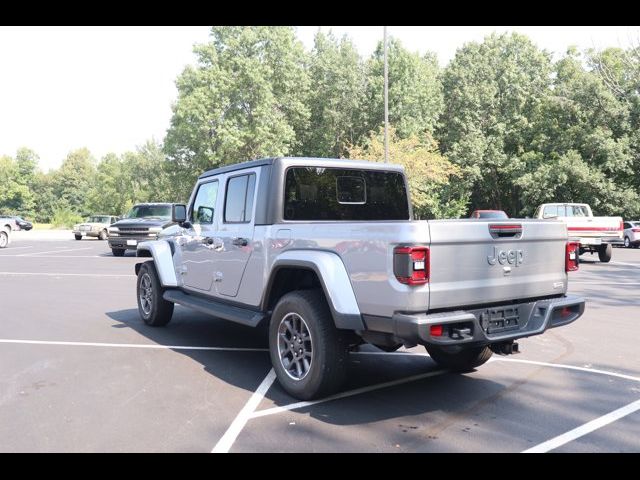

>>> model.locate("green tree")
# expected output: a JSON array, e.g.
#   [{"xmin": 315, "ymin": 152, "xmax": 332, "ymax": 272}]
[
  {"xmin": 347, "ymin": 127, "xmax": 467, "ymax": 219},
  {"xmin": 440, "ymin": 33, "xmax": 552, "ymax": 216},
  {"xmin": 364, "ymin": 38, "xmax": 443, "ymax": 138},
  {"xmin": 54, "ymin": 148, "xmax": 96, "ymax": 215},
  {"xmin": 165, "ymin": 26, "xmax": 310, "ymax": 198},
  {"xmin": 520, "ymin": 47, "xmax": 639, "ymax": 217},
  {"xmin": 0, "ymin": 155, "xmax": 32, "ymax": 215},
  {"xmin": 301, "ymin": 31, "xmax": 367, "ymax": 157}
]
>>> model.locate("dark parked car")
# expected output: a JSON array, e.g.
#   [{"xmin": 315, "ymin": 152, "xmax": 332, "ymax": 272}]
[
  {"xmin": 470, "ymin": 209, "xmax": 508, "ymax": 219},
  {"xmin": 12, "ymin": 216, "xmax": 33, "ymax": 231}
]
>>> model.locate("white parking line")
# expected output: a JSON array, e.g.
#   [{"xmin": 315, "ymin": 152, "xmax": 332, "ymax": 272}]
[
  {"xmin": 0, "ymin": 272, "xmax": 131, "ymax": 277},
  {"xmin": 0, "ymin": 338, "xmax": 268, "ymax": 352},
  {"xmin": 522, "ymin": 398, "xmax": 640, "ymax": 453},
  {"xmin": 493, "ymin": 357, "xmax": 640, "ymax": 383},
  {"xmin": 610, "ymin": 261, "xmax": 640, "ymax": 268},
  {"xmin": 571, "ymin": 282, "xmax": 640, "ymax": 286},
  {"xmin": 0, "ymin": 255, "xmax": 109, "ymax": 258},
  {"xmin": 250, "ymin": 369, "xmax": 448, "ymax": 419},
  {"xmin": 0, "ymin": 245, "xmax": 33, "ymax": 251},
  {"xmin": 18, "ymin": 247, "xmax": 93, "ymax": 256},
  {"xmin": 212, "ymin": 369, "xmax": 277, "ymax": 453}
]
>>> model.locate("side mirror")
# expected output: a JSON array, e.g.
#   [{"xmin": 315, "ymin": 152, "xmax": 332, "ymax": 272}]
[
  {"xmin": 196, "ymin": 206, "xmax": 214, "ymax": 224},
  {"xmin": 172, "ymin": 204, "xmax": 187, "ymax": 224}
]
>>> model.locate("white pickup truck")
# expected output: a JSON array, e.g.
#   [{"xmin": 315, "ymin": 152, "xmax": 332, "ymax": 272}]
[{"xmin": 534, "ymin": 203, "xmax": 623, "ymax": 262}]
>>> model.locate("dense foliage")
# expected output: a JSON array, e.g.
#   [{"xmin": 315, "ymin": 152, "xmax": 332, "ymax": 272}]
[{"xmin": 2, "ymin": 28, "xmax": 639, "ymax": 223}]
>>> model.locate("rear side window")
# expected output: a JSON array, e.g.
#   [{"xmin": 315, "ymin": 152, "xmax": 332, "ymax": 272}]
[
  {"xmin": 284, "ymin": 167, "xmax": 409, "ymax": 221},
  {"xmin": 224, "ymin": 173, "xmax": 256, "ymax": 223}
]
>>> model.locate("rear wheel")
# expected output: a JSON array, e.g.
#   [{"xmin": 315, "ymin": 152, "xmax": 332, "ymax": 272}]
[
  {"xmin": 112, "ymin": 248, "xmax": 125, "ymax": 257},
  {"xmin": 0, "ymin": 231, "xmax": 8, "ymax": 248},
  {"xmin": 598, "ymin": 244, "xmax": 612, "ymax": 262},
  {"xmin": 136, "ymin": 261, "xmax": 174, "ymax": 326},
  {"xmin": 269, "ymin": 289, "xmax": 348, "ymax": 400},
  {"xmin": 75, "ymin": 234, "xmax": 82, "ymax": 240},
  {"xmin": 425, "ymin": 344, "xmax": 493, "ymax": 372}
]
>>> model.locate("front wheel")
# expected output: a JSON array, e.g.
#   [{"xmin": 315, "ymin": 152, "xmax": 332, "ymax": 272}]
[
  {"xmin": 0, "ymin": 231, "xmax": 8, "ymax": 248},
  {"xmin": 624, "ymin": 237, "xmax": 631, "ymax": 248},
  {"xmin": 425, "ymin": 345, "xmax": 493, "ymax": 372},
  {"xmin": 75, "ymin": 234, "xmax": 82, "ymax": 240},
  {"xmin": 598, "ymin": 244, "xmax": 612, "ymax": 262},
  {"xmin": 269, "ymin": 289, "xmax": 347, "ymax": 400},
  {"xmin": 112, "ymin": 248, "xmax": 125, "ymax": 257},
  {"xmin": 136, "ymin": 261, "xmax": 174, "ymax": 327},
  {"xmin": 98, "ymin": 229, "xmax": 108, "ymax": 240}
]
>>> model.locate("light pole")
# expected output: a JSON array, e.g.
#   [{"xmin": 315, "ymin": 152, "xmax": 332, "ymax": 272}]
[{"xmin": 383, "ymin": 26, "xmax": 389, "ymax": 163}]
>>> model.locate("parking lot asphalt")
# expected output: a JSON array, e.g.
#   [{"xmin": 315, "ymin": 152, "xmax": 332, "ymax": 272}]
[{"xmin": 0, "ymin": 237, "xmax": 638, "ymax": 452}]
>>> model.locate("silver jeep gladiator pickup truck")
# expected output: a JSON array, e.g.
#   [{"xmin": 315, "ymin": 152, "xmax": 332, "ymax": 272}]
[{"xmin": 134, "ymin": 157, "xmax": 585, "ymax": 400}]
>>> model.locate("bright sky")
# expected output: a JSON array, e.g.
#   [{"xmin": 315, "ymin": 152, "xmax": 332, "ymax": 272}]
[{"xmin": 1, "ymin": 26, "xmax": 638, "ymax": 171}]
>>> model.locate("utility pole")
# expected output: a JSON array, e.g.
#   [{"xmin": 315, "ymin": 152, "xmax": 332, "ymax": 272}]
[{"xmin": 383, "ymin": 26, "xmax": 389, "ymax": 163}]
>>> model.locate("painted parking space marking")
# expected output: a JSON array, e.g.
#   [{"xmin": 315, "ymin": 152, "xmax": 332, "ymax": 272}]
[
  {"xmin": 523, "ymin": 398, "xmax": 640, "ymax": 453},
  {"xmin": 250, "ymin": 369, "xmax": 448, "ymax": 420},
  {"xmin": 18, "ymin": 247, "xmax": 93, "ymax": 256},
  {"xmin": 0, "ymin": 272, "xmax": 131, "ymax": 277},
  {"xmin": 212, "ymin": 369, "xmax": 277, "ymax": 453},
  {"xmin": 0, "ymin": 246, "xmax": 33, "ymax": 251},
  {"xmin": 0, "ymin": 338, "xmax": 268, "ymax": 352}
]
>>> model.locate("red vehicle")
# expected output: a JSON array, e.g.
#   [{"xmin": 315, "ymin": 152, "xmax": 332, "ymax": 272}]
[{"xmin": 470, "ymin": 209, "xmax": 508, "ymax": 219}]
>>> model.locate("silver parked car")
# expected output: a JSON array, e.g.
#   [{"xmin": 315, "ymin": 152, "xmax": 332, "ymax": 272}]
[{"xmin": 623, "ymin": 221, "xmax": 640, "ymax": 248}]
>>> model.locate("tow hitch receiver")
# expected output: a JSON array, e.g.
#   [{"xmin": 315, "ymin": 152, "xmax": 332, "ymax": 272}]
[{"xmin": 490, "ymin": 341, "xmax": 520, "ymax": 355}]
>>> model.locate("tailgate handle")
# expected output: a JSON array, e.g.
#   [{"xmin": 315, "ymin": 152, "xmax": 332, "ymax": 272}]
[{"xmin": 489, "ymin": 224, "xmax": 522, "ymax": 239}]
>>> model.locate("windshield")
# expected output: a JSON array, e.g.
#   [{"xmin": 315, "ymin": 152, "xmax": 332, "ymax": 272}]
[
  {"xmin": 478, "ymin": 211, "xmax": 508, "ymax": 219},
  {"xmin": 88, "ymin": 216, "xmax": 110, "ymax": 223},
  {"xmin": 126, "ymin": 205, "xmax": 171, "ymax": 220}
]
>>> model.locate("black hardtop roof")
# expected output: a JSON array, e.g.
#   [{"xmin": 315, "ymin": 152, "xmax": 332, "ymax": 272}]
[
  {"xmin": 198, "ymin": 157, "xmax": 404, "ymax": 179},
  {"xmin": 199, "ymin": 158, "xmax": 276, "ymax": 179}
]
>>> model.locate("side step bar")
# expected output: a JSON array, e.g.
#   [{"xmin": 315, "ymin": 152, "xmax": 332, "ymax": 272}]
[{"xmin": 163, "ymin": 289, "xmax": 265, "ymax": 328}]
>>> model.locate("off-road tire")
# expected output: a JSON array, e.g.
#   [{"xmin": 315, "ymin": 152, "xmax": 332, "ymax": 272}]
[
  {"xmin": 136, "ymin": 261, "xmax": 174, "ymax": 327},
  {"xmin": 425, "ymin": 345, "xmax": 493, "ymax": 372},
  {"xmin": 269, "ymin": 289, "xmax": 348, "ymax": 400}
]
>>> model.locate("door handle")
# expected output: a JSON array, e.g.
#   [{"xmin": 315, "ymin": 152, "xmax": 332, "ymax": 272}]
[
  {"xmin": 203, "ymin": 237, "xmax": 223, "ymax": 249},
  {"xmin": 232, "ymin": 237, "xmax": 249, "ymax": 247}
]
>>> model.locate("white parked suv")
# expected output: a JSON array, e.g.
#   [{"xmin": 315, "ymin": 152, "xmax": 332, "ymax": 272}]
[
  {"xmin": 0, "ymin": 217, "xmax": 12, "ymax": 248},
  {"xmin": 623, "ymin": 221, "xmax": 640, "ymax": 248}
]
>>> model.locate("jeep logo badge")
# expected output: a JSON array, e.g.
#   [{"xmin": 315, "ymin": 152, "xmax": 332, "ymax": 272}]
[{"xmin": 487, "ymin": 246, "xmax": 524, "ymax": 267}]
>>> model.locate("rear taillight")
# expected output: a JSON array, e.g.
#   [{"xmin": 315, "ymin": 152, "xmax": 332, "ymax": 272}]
[
  {"xmin": 632, "ymin": 228, "xmax": 640, "ymax": 233},
  {"xmin": 566, "ymin": 242, "xmax": 579, "ymax": 272},
  {"xmin": 394, "ymin": 246, "xmax": 429, "ymax": 285},
  {"xmin": 620, "ymin": 221, "xmax": 624, "ymax": 232}
]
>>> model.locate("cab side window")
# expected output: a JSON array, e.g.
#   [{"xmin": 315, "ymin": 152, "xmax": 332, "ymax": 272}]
[
  {"xmin": 191, "ymin": 180, "xmax": 219, "ymax": 224},
  {"xmin": 224, "ymin": 173, "xmax": 256, "ymax": 223}
]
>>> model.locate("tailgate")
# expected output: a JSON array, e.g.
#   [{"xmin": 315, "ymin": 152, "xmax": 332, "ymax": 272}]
[
  {"xmin": 565, "ymin": 217, "xmax": 623, "ymax": 239},
  {"xmin": 428, "ymin": 220, "xmax": 568, "ymax": 310}
]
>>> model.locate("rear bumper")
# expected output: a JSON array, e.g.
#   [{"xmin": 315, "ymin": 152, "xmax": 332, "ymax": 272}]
[
  {"xmin": 573, "ymin": 236, "xmax": 622, "ymax": 246},
  {"xmin": 364, "ymin": 295, "xmax": 585, "ymax": 347}
]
